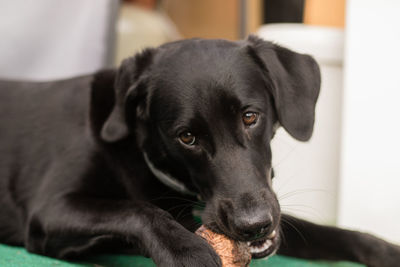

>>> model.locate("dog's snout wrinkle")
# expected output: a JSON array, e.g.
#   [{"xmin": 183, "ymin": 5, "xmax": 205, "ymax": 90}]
[{"xmin": 217, "ymin": 199, "xmax": 233, "ymax": 229}]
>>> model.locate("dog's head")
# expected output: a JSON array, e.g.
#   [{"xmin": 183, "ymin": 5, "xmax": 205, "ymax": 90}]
[{"xmin": 97, "ymin": 36, "xmax": 320, "ymax": 258}]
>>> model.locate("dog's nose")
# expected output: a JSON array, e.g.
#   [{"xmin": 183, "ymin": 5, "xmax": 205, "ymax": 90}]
[{"xmin": 234, "ymin": 212, "xmax": 273, "ymax": 241}]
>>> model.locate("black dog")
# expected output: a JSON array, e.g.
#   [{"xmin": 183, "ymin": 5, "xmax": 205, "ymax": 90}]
[{"xmin": 0, "ymin": 36, "xmax": 399, "ymax": 267}]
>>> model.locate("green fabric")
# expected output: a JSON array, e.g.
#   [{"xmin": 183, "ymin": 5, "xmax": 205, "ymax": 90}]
[{"xmin": 0, "ymin": 243, "xmax": 365, "ymax": 267}]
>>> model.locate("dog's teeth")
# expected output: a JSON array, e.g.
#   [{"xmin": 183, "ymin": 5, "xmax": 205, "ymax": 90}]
[
  {"xmin": 268, "ymin": 230, "xmax": 276, "ymax": 239},
  {"xmin": 249, "ymin": 239, "xmax": 273, "ymax": 254}
]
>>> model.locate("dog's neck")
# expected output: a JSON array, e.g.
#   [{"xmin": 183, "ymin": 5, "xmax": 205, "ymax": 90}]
[{"xmin": 143, "ymin": 153, "xmax": 198, "ymax": 197}]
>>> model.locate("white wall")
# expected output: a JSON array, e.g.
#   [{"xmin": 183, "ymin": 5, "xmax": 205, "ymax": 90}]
[{"xmin": 338, "ymin": 0, "xmax": 400, "ymax": 244}]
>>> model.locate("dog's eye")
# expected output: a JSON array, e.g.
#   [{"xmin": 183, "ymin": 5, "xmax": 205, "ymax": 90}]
[
  {"xmin": 242, "ymin": 112, "xmax": 258, "ymax": 126},
  {"xmin": 179, "ymin": 131, "xmax": 196, "ymax": 146}
]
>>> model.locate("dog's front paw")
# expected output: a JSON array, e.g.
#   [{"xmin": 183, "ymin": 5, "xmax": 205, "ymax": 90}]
[
  {"xmin": 154, "ymin": 232, "xmax": 222, "ymax": 267},
  {"xmin": 380, "ymin": 245, "xmax": 400, "ymax": 267},
  {"xmin": 357, "ymin": 233, "xmax": 400, "ymax": 267},
  {"xmin": 371, "ymin": 243, "xmax": 400, "ymax": 267},
  {"xmin": 173, "ymin": 237, "xmax": 222, "ymax": 267}
]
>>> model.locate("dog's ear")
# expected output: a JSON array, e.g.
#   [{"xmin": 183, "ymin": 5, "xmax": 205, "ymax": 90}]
[
  {"xmin": 100, "ymin": 48, "xmax": 154, "ymax": 142},
  {"xmin": 246, "ymin": 35, "xmax": 321, "ymax": 141}
]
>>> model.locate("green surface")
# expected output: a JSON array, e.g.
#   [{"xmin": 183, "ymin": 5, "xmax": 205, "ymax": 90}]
[{"xmin": 0, "ymin": 243, "xmax": 365, "ymax": 267}]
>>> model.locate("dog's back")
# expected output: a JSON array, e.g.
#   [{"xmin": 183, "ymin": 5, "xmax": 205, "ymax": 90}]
[{"xmin": 0, "ymin": 76, "xmax": 92, "ymax": 244}]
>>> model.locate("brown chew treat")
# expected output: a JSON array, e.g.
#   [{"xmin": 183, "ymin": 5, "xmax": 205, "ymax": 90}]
[{"xmin": 196, "ymin": 225, "xmax": 252, "ymax": 267}]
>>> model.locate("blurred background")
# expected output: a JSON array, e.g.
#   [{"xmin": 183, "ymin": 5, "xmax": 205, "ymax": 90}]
[{"xmin": 0, "ymin": 0, "xmax": 399, "ymax": 244}]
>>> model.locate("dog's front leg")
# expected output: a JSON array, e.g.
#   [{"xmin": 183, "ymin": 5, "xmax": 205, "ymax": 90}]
[
  {"xmin": 278, "ymin": 214, "xmax": 400, "ymax": 267},
  {"xmin": 25, "ymin": 195, "xmax": 221, "ymax": 267}
]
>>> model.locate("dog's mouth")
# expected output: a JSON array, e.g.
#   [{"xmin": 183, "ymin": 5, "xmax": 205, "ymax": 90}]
[
  {"xmin": 205, "ymin": 220, "xmax": 280, "ymax": 259},
  {"xmin": 246, "ymin": 229, "xmax": 279, "ymax": 258}
]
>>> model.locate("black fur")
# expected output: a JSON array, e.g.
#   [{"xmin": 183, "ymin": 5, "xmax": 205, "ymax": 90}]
[{"xmin": 0, "ymin": 36, "xmax": 399, "ymax": 266}]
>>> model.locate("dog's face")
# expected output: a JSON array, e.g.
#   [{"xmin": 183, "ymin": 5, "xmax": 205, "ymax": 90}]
[{"xmin": 100, "ymin": 36, "xmax": 320, "ymax": 258}]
